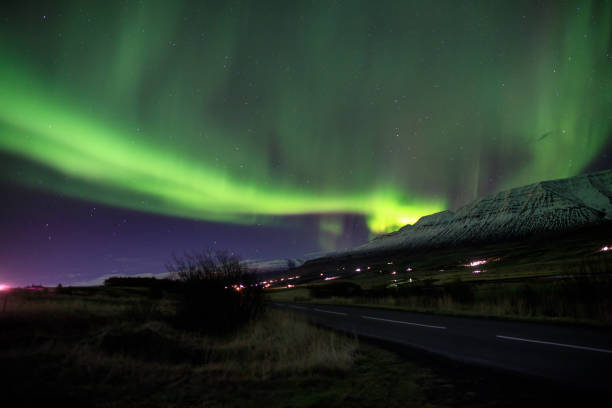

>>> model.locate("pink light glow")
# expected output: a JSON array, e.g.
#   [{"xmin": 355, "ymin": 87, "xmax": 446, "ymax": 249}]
[
  {"xmin": 0, "ymin": 284, "xmax": 10, "ymax": 291},
  {"xmin": 467, "ymin": 259, "xmax": 487, "ymax": 267},
  {"xmin": 602, "ymin": 246, "xmax": 610, "ymax": 252},
  {"xmin": 324, "ymin": 276, "xmax": 340, "ymax": 281},
  {"xmin": 355, "ymin": 268, "xmax": 361, "ymax": 272}
]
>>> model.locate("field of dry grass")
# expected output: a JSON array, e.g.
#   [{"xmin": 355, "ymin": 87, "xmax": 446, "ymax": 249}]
[
  {"xmin": 0, "ymin": 287, "xmax": 438, "ymax": 408},
  {"xmin": 1, "ymin": 285, "xmax": 600, "ymax": 407}
]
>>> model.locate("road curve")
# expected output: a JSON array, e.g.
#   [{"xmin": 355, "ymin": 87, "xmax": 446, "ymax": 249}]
[{"xmin": 273, "ymin": 302, "xmax": 612, "ymax": 392}]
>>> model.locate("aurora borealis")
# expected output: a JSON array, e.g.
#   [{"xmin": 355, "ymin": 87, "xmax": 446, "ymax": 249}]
[{"xmin": 1, "ymin": 0, "xmax": 611, "ymax": 285}]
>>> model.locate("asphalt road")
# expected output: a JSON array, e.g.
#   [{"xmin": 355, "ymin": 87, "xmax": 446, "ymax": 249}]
[{"xmin": 273, "ymin": 302, "xmax": 612, "ymax": 392}]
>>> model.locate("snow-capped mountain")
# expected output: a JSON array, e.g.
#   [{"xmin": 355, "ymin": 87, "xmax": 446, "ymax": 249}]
[{"xmin": 353, "ymin": 169, "xmax": 612, "ymax": 253}]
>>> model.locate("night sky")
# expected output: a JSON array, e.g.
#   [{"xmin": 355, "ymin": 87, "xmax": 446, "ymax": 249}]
[{"xmin": 1, "ymin": 1, "xmax": 611, "ymax": 286}]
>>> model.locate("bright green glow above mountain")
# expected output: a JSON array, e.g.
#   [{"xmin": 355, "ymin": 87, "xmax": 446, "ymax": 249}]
[
  {"xmin": 0, "ymin": 0, "xmax": 610, "ymax": 235},
  {"xmin": 0, "ymin": 62, "xmax": 444, "ymax": 233}
]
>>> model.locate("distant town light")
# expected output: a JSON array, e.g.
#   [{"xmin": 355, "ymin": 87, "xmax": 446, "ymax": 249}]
[
  {"xmin": 324, "ymin": 276, "xmax": 340, "ymax": 281},
  {"xmin": 464, "ymin": 257, "xmax": 501, "ymax": 267},
  {"xmin": 355, "ymin": 268, "xmax": 361, "ymax": 272},
  {"xmin": 0, "ymin": 284, "xmax": 9, "ymax": 291},
  {"xmin": 468, "ymin": 259, "xmax": 487, "ymax": 267},
  {"xmin": 601, "ymin": 246, "xmax": 610, "ymax": 252}
]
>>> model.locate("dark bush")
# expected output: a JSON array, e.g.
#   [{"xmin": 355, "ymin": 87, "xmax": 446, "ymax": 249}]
[
  {"xmin": 167, "ymin": 250, "xmax": 264, "ymax": 334},
  {"xmin": 104, "ymin": 277, "xmax": 162, "ymax": 287},
  {"xmin": 55, "ymin": 283, "xmax": 72, "ymax": 295}
]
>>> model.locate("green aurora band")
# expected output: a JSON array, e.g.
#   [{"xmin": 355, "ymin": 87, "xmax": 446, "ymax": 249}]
[
  {"xmin": 0, "ymin": 61, "xmax": 439, "ymax": 232},
  {"xmin": 0, "ymin": 1, "xmax": 610, "ymax": 235}
]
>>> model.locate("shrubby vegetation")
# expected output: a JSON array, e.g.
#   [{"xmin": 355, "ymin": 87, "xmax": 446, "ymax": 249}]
[
  {"xmin": 0, "ymin": 288, "xmax": 366, "ymax": 407},
  {"xmin": 104, "ymin": 277, "xmax": 164, "ymax": 287},
  {"xmin": 167, "ymin": 250, "xmax": 264, "ymax": 333}
]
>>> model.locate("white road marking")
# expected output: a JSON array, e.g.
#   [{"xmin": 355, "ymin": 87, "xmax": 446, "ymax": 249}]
[
  {"xmin": 496, "ymin": 335, "xmax": 612, "ymax": 354},
  {"xmin": 313, "ymin": 308, "xmax": 347, "ymax": 316},
  {"xmin": 362, "ymin": 315, "xmax": 446, "ymax": 330}
]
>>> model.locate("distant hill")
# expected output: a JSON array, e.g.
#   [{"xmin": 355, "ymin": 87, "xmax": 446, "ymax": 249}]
[{"xmin": 345, "ymin": 169, "xmax": 612, "ymax": 255}]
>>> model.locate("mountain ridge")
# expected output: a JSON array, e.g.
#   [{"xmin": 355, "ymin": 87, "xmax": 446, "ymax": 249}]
[{"xmin": 349, "ymin": 169, "xmax": 612, "ymax": 255}]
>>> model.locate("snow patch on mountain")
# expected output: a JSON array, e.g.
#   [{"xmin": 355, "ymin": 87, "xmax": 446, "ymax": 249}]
[{"xmin": 353, "ymin": 169, "xmax": 612, "ymax": 253}]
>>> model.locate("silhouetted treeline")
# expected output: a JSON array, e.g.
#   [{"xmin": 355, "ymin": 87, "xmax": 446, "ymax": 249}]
[{"xmin": 104, "ymin": 277, "xmax": 176, "ymax": 288}]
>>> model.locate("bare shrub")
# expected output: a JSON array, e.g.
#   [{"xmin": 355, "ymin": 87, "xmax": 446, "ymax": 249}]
[{"xmin": 166, "ymin": 250, "xmax": 264, "ymax": 334}]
